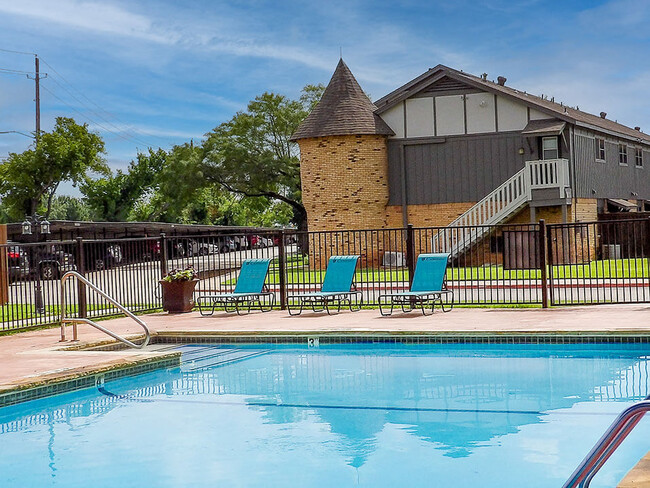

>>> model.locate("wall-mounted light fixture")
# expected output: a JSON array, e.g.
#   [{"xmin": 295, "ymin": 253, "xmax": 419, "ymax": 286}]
[{"xmin": 518, "ymin": 148, "xmax": 525, "ymax": 155}]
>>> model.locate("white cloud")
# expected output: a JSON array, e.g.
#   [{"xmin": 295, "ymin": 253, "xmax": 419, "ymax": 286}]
[{"xmin": 0, "ymin": 0, "xmax": 177, "ymax": 44}]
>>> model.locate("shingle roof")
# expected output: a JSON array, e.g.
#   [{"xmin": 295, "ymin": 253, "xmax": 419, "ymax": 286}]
[
  {"xmin": 291, "ymin": 59, "xmax": 394, "ymax": 141},
  {"xmin": 375, "ymin": 65, "xmax": 650, "ymax": 144}
]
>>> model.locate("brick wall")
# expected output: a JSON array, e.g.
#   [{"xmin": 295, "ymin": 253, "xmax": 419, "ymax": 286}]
[
  {"xmin": 298, "ymin": 134, "xmax": 390, "ymax": 231},
  {"xmin": 386, "ymin": 202, "xmax": 476, "ymax": 228},
  {"xmin": 298, "ymin": 134, "xmax": 394, "ymax": 268}
]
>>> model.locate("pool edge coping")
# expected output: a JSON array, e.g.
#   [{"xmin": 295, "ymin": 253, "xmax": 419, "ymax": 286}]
[
  {"xmin": 4, "ymin": 329, "xmax": 650, "ymax": 408},
  {"xmin": 0, "ymin": 352, "xmax": 181, "ymax": 408}
]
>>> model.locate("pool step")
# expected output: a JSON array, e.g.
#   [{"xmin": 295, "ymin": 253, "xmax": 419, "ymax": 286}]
[{"xmin": 171, "ymin": 345, "xmax": 270, "ymax": 372}]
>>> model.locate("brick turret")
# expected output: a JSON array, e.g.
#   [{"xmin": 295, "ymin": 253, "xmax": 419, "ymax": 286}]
[{"xmin": 292, "ymin": 59, "xmax": 394, "ymax": 232}]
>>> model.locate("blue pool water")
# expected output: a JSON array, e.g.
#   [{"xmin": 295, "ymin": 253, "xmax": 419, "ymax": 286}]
[{"xmin": 2, "ymin": 342, "xmax": 650, "ymax": 487}]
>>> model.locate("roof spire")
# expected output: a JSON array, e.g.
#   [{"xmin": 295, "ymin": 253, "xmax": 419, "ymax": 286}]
[{"xmin": 291, "ymin": 59, "xmax": 394, "ymax": 140}]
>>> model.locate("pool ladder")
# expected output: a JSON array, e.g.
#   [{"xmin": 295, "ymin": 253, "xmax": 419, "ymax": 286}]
[
  {"xmin": 563, "ymin": 395, "xmax": 650, "ymax": 488},
  {"xmin": 60, "ymin": 271, "xmax": 150, "ymax": 349}
]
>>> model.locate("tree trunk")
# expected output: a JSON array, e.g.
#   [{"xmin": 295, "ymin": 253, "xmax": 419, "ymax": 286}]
[{"xmin": 293, "ymin": 205, "xmax": 309, "ymax": 255}]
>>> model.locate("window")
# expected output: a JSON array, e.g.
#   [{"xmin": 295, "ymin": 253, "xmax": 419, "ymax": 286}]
[
  {"xmin": 635, "ymin": 148, "xmax": 644, "ymax": 168},
  {"xmin": 542, "ymin": 136, "xmax": 559, "ymax": 160},
  {"xmin": 619, "ymin": 144, "xmax": 628, "ymax": 165},
  {"xmin": 595, "ymin": 138, "xmax": 606, "ymax": 161}
]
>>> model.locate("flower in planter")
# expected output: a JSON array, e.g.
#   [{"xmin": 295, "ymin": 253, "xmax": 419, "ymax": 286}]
[{"xmin": 162, "ymin": 266, "xmax": 198, "ymax": 282}]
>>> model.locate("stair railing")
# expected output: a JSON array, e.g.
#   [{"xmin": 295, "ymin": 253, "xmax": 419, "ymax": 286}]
[
  {"xmin": 432, "ymin": 159, "xmax": 570, "ymax": 257},
  {"xmin": 60, "ymin": 271, "xmax": 151, "ymax": 349},
  {"xmin": 563, "ymin": 396, "xmax": 650, "ymax": 488}
]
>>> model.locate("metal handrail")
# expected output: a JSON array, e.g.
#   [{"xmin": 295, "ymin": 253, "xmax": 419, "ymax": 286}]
[
  {"xmin": 60, "ymin": 271, "xmax": 150, "ymax": 349},
  {"xmin": 563, "ymin": 395, "xmax": 650, "ymax": 488}
]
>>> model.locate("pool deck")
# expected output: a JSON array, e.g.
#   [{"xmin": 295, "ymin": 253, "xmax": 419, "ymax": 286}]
[{"xmin": 2, "ymin": 303, "xmax": 650, "ymax": 393}]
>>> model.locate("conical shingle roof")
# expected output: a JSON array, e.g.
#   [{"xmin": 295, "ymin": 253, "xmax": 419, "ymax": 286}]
[{"xmin": 291, "ymin": 59, "xmax": 394, "ymax": 140}]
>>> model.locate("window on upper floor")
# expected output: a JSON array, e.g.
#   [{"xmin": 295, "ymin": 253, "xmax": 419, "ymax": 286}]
[
  {"xmin": 635, "ymin": 148, "xmax": 644, "ymax": 168},
  {"xmin": 595, "ymin": 138, "xmax": 606, "ymax": 161},
  {"xmin": 619, "ymin": 144, "xmax": 628, "ymax": 165},
  {"xmin": 542, "ymin": 136, "xmax": 559, "ymax": 160}
]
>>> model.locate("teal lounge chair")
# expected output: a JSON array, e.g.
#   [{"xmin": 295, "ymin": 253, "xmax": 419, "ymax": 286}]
[
  {"xmin": 379, "ymin": 253, "xmax": 453, "ymax": 316},
  {"xmin": 288, "ymin": 255, "xmax": 362, "ymax": 315},
  {"xmin": 197, "ymin": 259, "xmax": 275, "ymax": 316}
]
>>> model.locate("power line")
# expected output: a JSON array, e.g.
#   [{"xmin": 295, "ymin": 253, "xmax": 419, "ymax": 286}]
[
  {"xmin": 39, "ymin": 57, "xmax": 160, "ymax": 147},
  {"xmin": 0, "ymin": 130, "xmax": 32, "ymax": 138},
  {"xmin": 0, "ymin": 67, "xmax": 34, "ymax": 75},
  {"xmin": 44, "ymin": 75, "xmax": 156, "ymax": 147},
  {"xmin": 0, "ymin": 48, "xmax": 36, "ymax": 56},
  {"xmin": 40, "ymin": 85, "xmax": 147, "ymax": 148},
  {"xmin": 1, "ymin": 51, "xmax": 163, "ymax": 149}
]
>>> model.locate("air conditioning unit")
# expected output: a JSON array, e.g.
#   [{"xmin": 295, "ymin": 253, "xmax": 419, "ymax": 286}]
[{"xmin": 383, "ymin": 251, "xmax": 406, "ymax": 267}]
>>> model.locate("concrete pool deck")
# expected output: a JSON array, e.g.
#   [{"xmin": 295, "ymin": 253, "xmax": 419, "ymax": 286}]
[{"xmin": 2, "ymin": 303, "xmax": 650, "ymax": 393}]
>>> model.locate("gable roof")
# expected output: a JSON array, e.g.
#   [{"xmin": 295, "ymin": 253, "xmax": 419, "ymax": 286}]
[
  {"xmin": 291, "ymin": 59, "xmax": 394, "ymax": 141},
  {"xmin": 374, "ymin": 65, "xmax": 650, "ymax": 144}
]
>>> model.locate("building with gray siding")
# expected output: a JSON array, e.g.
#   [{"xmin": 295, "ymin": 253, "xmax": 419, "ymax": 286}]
[
  {"xmin": 374, "ymin": 64, "xmax": 650, "ymax": 226},
  {"xmin": 292, "ymin": 60, "xmax": 649, "ymax": 264}
]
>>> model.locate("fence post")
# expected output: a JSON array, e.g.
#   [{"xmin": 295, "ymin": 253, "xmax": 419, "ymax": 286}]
[
  {"xmin": 538, "ymin": 219, "xmax": 548, "ymax": 308},
  {"xmin": 75, "ymin": 237, "xmax": 87, "ymax": 318},
  {"xmin": 546, "ymin": 221, "xmax": 556, "ymax": 306},
  {"xmin": 278, "ymin": 229, "xmax": 287, "ymax": 310},
  {"xmin": 646, "ymin": 218, "xmax": 650, "ymax": 258},
  {"xmin": 406, "ymin": 224, "xmax": 415, "ymax": 290},
  {"xmin": 160, "ymin": 233, "xmax": 168, "ymax": 277},
  {"xmin": 277, "ymin": 229, "xmax": 287, "ymax": 310}
]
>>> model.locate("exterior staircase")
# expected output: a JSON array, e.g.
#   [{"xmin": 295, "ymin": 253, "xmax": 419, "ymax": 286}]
[{"xmin": 432, "ymin": 159, "xmax": 570, "ymax": 258}]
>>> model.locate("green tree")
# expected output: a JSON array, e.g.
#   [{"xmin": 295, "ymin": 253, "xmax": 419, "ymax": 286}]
[
  {"xmin": 201, "ymin": 84, "xmax": 325, "ymax": 232},
  {"xmin": 48, "ymin": 195, "xmax": 93, "ymax": 221},
  {"xmin": 81, "ymin": 149, "xmax": 166, "ymax": 221},
  {"xmin": 146, "ymin": 143, "xmax": 206, "ymax": 222},
  {"xmin": 0, "ymin": 117, "xmax": 108, "ymax": 220}
]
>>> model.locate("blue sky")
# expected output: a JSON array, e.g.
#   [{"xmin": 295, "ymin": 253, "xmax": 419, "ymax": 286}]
[{"xmin": 1, "ymin": 0, "xmax": 649, "ymax": 194}]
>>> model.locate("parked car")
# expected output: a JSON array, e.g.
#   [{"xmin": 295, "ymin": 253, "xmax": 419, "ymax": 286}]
[
  {"xmin": 215, "ymin": 236, "xmax": 235, "ymax": 253},
  {"xmin": 83, "ymin": 242, "xmax": 123, "ymax": 270},
  {"xmin": 188, "ymin": 240, "xmax": 219, "ymax": 256},
  {"xmin": 273, "ymin": 234, "xmax": 298, "ymax": 246},
  {"xmin": 135, "ymin": 239, "xmax": 187, "ymax": 261},
  {"xmin": 250, "ymin": 235, "xmax": 272, "ymax": 249},
  {"xmin": 232, "ymin": 235, "xmax": 249, "ymax": 251},
  {"xmin": 6, "ymin": 245, "xmax": 29, "ymax": 282},
  {"xmin": 38, "ymin": 245, "xmax": 76, "ymax": 279}
]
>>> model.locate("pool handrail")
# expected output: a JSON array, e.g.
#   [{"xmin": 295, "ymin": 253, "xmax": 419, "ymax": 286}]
[
  {"xmin": 562, "ymin": 395, "xmax": 650, "ymax": 488},
  {"xmin": 60, "ymin": 271, "xmax": 151, "ymax": 349}
]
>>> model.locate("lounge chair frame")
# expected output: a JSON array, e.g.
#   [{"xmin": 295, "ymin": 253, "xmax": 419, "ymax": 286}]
[
  {"xmin": 287, "ymin": 255, "xmax": 363, "ymax": 316},
  {"xmin": 287, "ymin": 289, "xmax": 362, "ymax": 316},
  {"xmin": 379, "ymin": 253, "xmax": 454, "ymax": 316},
  {"xmin": 197, "ymin": 287, "xmax": 276, "ymax": 316},
  {"xmin": 196, "ymin": 259, "xmax": 275, "ymax": 316}
]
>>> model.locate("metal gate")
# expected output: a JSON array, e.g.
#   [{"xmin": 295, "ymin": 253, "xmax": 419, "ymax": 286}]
[{"xmin": 547, "ymin": 219, "xmax": 650, "ymax": 305}]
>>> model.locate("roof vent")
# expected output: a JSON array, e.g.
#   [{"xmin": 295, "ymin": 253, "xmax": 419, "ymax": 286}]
[
  {"xmin": 600, "ymin": 112, "xmax": 607, "ymax": 119},
  {"xmin": 480, "ymin": 73, "xmax": 488, "ymax": 81},
  {"xmin": 497, "ymin": 76, "xmax": 507, "ymax": 86},
  {"xmin": 635, "ymin": 126, "xmax": 641, "ymax": 131}
]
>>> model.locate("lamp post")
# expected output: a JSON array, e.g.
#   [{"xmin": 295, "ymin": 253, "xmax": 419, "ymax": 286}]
[{"xmin": 21, "ymin": 215, "xmax": 51, "ymax": 314}]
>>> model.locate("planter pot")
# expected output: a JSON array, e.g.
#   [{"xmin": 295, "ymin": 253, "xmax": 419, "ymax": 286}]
[{"xmin": 160, "ymin": 279, "xmax": 199, "ymax": 313}]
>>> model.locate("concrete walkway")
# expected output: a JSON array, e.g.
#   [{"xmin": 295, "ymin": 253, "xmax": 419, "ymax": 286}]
[{"xmin": 2, "ymin": 304, "xmax": 650, "ymax": 393}]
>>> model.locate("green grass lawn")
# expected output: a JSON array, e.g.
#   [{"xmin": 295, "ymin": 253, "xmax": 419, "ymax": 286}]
[
  {"xmin": 0, "ymin": 303, "xmax": 159, "ymax": 324},
  {"xmin": 255, "ymin": 257, "xmax": 650, "ymax": 284}
]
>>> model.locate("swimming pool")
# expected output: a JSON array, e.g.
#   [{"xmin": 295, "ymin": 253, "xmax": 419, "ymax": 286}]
[{"xmin": 1, "ymin": 342, "xmax": 649, "ymax": 487}]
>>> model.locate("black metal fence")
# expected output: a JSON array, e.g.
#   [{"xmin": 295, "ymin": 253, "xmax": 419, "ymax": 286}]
[{"xmin": 1, "ymin": 218, "xmax": 649, "ymax": 331}]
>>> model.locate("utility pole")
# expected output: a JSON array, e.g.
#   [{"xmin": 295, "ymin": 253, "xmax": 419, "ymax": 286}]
[
  {"xmin": 35, "ymin": 55, "xmax": 40, "ymax": 139},
  {"xmin": 26, "ymin": 54, "xmax": 45, "ymax": 142}
]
